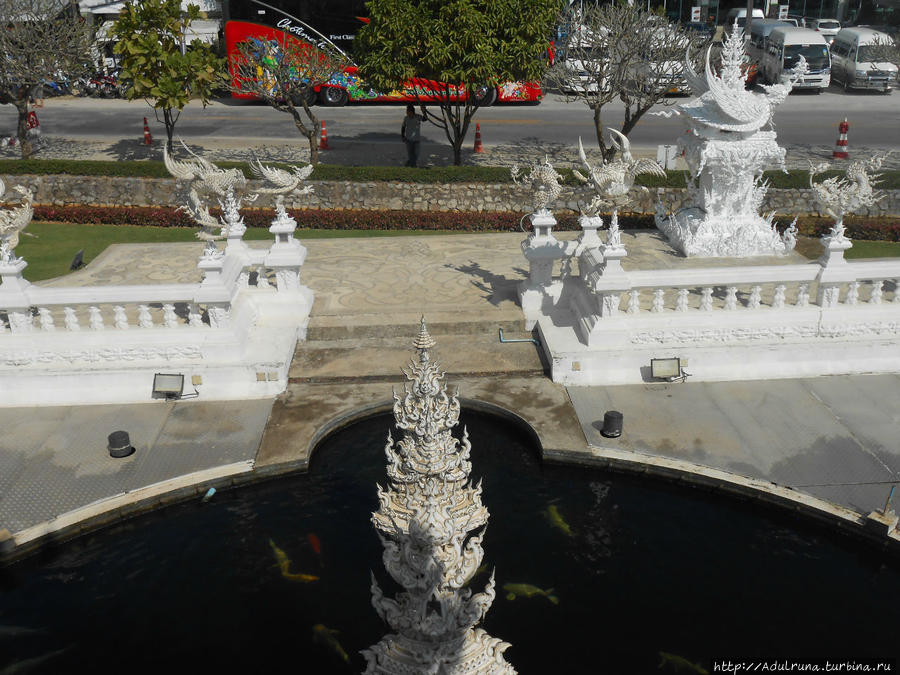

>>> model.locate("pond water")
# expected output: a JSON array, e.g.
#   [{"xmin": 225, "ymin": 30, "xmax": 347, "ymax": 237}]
[{"xmin": 2, "ymin": 411, "xmax": 899, "ymax": 674}]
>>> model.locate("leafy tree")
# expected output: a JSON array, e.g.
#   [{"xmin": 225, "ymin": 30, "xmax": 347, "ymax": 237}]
[
  {"xmin": 355, "ymin": 0, "xmax": 561, "ymax": 166},
  {"xmin": 111, "ymin": 0, "xmax": 223, "ymax": 152},
  {"xmin": 0, "ymin": 0, "xmax": 93, "ymax": 158},
  {"xmin": 546, "ymin": 2, "xmax": 709, "ymax": 161},
  {"xmin": 227, "ymin": 33, "xmax": 347, "ymax": 165}
]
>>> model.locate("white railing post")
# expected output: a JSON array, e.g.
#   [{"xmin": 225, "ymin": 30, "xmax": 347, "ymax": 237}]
[
  {"xmin": 264, "ymin": 208, "xmax": 308, "ymax": 293},
  {"xmin": 518, "ymin": 211, "xmax": 570, "ymax": 329},
  {"xmin": 816, "ymin": 227, "xmax": 854, "ymax": 307},
  {"xmin": 0, "ymin": 257, "xmax": 33, "ymax": 333}
]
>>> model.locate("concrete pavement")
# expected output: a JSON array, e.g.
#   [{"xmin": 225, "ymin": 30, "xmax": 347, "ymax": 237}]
[{"xmin": 2, "ymin": 230, "xmax": 899, "ymax": 560}]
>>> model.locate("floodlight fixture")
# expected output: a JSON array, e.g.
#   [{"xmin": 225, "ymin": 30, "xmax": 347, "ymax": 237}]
[
  {"xmin": 650, "ymin": 358, "xmax": 691, "ymax": 383},
  {"xmin": 152, "ymin": 373, "xmax": 184, "ymax": 400}
]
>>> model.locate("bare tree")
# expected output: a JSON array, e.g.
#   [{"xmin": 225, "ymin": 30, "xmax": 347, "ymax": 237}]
[
  {"xmin": 227, "ymin": 33, "xmax": 347, "ymax": 165},
  {"xmin": 545, "ymin": 3, "xmax": 708, "ymax": 161},
  {"xmin": 868, "ymin": 33, "xmax": 900, "ymax": 71},
  {"xmin": 0, "ymin": 0, "xmax": 93, "ymax": 158}
]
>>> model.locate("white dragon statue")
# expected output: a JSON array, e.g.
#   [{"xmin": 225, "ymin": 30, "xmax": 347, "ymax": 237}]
[
  {"xmin": 0, "ymin": 177, "xmax": 35, "ymax": 264},
  {"xmin": 164, "ymin": 142, "xmax": 254, "ymax": 252},
  {"xmin": 510, "ymin": 156, "xmax": 565, "ymax": 216},
  {"xmin": 573, "ymin": 131, "xmax": 666, "ymax": 219},
  {"xmin": 249, "ymin": 158, "xmax": 314, "ymax": 220},
  {"xmin": 808, "ymin": 154, "xmax": 886, "ymax": 241}
]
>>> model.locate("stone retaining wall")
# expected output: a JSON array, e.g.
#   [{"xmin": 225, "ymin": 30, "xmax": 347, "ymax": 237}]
[{"xmin": 4, "ymin": 174, "xmax": 900, "ymax": 216}]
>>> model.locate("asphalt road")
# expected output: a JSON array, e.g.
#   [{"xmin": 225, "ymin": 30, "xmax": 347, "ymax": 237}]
[{"xmin": 3, "ymin": 88, "xmax": 898, "ymax": 152}]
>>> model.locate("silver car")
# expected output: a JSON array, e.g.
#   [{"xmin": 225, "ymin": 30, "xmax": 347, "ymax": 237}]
[{"xmin": 809, "ymin": 18, "xmax": 842, "ymax": 43}]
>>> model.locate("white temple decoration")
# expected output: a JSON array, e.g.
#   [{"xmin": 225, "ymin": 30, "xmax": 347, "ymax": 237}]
[
  {"xmin": 512, "ymin": 158, "xmax": 572, "ymax": 328},
  {"xmin": 0, "ymin": 177, "xmax": 34, "ymax": 265},
  {"xmin": 808, "ymin": 155, "xmax": 885, "ymax": 245},
  {"xmin": 510, "ymin": 156, "xmax": 564, "ymax": 217},
  {"xmin": 363, "ymin": 318, "xmax": 515, "ymax": 675},
  {"xmin": 250, "ymin": 159, "xmax": 315, "ymax": 293},
  {"xmin": 654, "ymin": 28, "xmax": 806, "ymax": 257},
  {"xmin": 164, "ymin": 141, "xmax": 257, "ymax": 259},
  {"xmin": 573, "ymin": 133, "xmax": 665, "ymax": 253}
]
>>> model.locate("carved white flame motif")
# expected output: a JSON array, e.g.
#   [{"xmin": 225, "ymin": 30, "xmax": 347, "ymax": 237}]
[{"xmin": 363, "ymin": 318, "xmax": 515, "ymax": 675}]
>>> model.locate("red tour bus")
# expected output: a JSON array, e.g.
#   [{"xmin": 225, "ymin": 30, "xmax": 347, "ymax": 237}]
[{"xmin": 224, "ymin": 0, "xmax": 543, "ymax": 106}]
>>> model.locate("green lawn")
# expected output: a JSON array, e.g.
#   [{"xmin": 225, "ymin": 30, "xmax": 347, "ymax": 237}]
[
  {"xmin": 844, "ymin": 240, "xmax": 900, "ymax": 259},
  {"xmin": 14, "ymin": 222, "xmax": 475, "ymax": 282}
]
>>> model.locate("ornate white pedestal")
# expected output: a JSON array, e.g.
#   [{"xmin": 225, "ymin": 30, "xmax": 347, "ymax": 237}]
[
  {"xmin": 518, "ymin": 212, "xmax": 569, "ymax": 329},
  {"xmin": 657, "ymin": 130, "xmax": 793, "ymax": 257},
  {"xmin": 0, "ymin": 257, "xmax": 32, "ymax": 333}
]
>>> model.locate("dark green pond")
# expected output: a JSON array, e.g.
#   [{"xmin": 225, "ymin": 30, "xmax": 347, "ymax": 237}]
[{"xmin": 2, "ymin": 411, "xmax": 899, "ymax": 674}]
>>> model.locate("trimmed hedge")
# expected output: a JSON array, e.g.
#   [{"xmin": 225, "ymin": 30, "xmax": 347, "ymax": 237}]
[
  {"xmin": 4, "ymin": 159, "xmax": 899, "ymax": 189},
  {"xmin": 31, "ymin": 205, "xmax": 900, "ymax": 241}
]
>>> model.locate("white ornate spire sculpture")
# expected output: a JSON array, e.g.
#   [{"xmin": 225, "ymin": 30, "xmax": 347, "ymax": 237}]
[
  {"xmin": 654, "ymin": 28, "xmax": 806, "ymax": 257},
  {"xmin": 363, "ymin": 318, "xmax": 515, "ymax": 675}
]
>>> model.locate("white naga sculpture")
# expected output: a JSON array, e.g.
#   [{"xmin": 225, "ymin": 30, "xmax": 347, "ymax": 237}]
[
  {"xmin": 808, "ymin": 155, "xmax": 886, "ymax": 243},
  {"xmin": 574, "ymin": 133, "xmax": 666, "ymax": 250},
  {"xmin": 363, "ymin": 319, "xmax": 514, "ymax": 675},
  {"xmin": 0, "ymin": 177, "xmax": 34, "ymax": 265},
  {"xmin": 249, "ymin": 158, "xmax": 313, "ymax": 220},
  {"xmin": 164, "ymin": 142, "xmax": 255, "ymax": 257},
  {"xmin": 654, "ymin": 27, "xmax": 806, "ymax": 257}
]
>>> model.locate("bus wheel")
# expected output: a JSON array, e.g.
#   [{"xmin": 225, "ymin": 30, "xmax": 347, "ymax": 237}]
[
  {"xmin": 291, "ymin": 88, "xmax": 317, "ymax": 107},
  {"xmin": 319, "ymin": 86, "xmax": 348, "ymax": 107},
  {"xmin": 473, "ymin": 85, "xmax": 498, "ymax": 107}
]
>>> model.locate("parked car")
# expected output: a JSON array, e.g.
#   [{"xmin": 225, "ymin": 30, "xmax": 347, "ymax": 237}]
[
  {"xmin": 829, "ymin": 26, "xmax": 897, "ymax": 92},
  {"xmin": 759, "ymin": 26, "xmax": 832, "ymax": 91},
  {"xmin": 808, "ymin": 18, "xmax": 842, "ymax": 43},
  {"xmin": 724, "ymin": 7, "xmax": 765, "ymax": 32},
  {"xmin": 747, "ymin": 19, "xmax": 792, "ymax": 61}
]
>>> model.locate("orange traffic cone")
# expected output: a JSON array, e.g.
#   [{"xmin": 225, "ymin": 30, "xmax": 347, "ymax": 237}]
[
  {"xmin": 143, "ymin": 117, "xmax": 152, "ymax": 146},
  {"xmin": 473, "ymin": 123, "xmax": 483, "ymax": 153},
  {"xmin": 320, "ymin": 120, "xmax": 330, "ymax": 150},
  {"xmin": 833, "ymin": 118, "xmax": 849, "ymax": 160}
]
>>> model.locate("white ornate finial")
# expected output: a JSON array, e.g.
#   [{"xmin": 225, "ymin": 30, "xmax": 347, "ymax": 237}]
[
  {"xmin": 0, "ymin": 179, "xmax": 34, "ymax": 264},
  {"xmin": 363, "ymin": 327, "xmax": 515, "ymax": 674},
  {"xmin": 412, "ymin": 315, "xmax": 436, "ymax": 351}
]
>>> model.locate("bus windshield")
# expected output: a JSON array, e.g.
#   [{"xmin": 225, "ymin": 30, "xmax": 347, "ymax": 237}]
[{"xmin": 784, "ymin": 44, "xmax": 830, "ymax": 70}]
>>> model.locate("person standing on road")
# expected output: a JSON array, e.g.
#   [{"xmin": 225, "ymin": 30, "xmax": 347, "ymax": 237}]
[{"xmin": 401, "ymin": 104, "xmax": 428, "ymax": 168}]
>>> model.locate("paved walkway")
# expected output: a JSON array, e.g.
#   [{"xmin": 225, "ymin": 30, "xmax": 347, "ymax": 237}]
[{"xmin": 2, "ymin": 230, "xmax": 898, "ymax": 558}]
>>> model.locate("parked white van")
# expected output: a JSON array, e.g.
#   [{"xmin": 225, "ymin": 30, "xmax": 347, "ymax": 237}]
[
  {"xmin": 724, "ymin": 8, "xmax": 765, "ymax": 32},
  {"xmin": 759, "ymin": 26, "xmax": 831, "ymax": 91},
  {"xmin": 747, "ymin": 19, "xmax": 792, "ymax": 62},
  {"xmin": 829, "ymin": 27, "xmax": 898, "ymax": 92}
]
